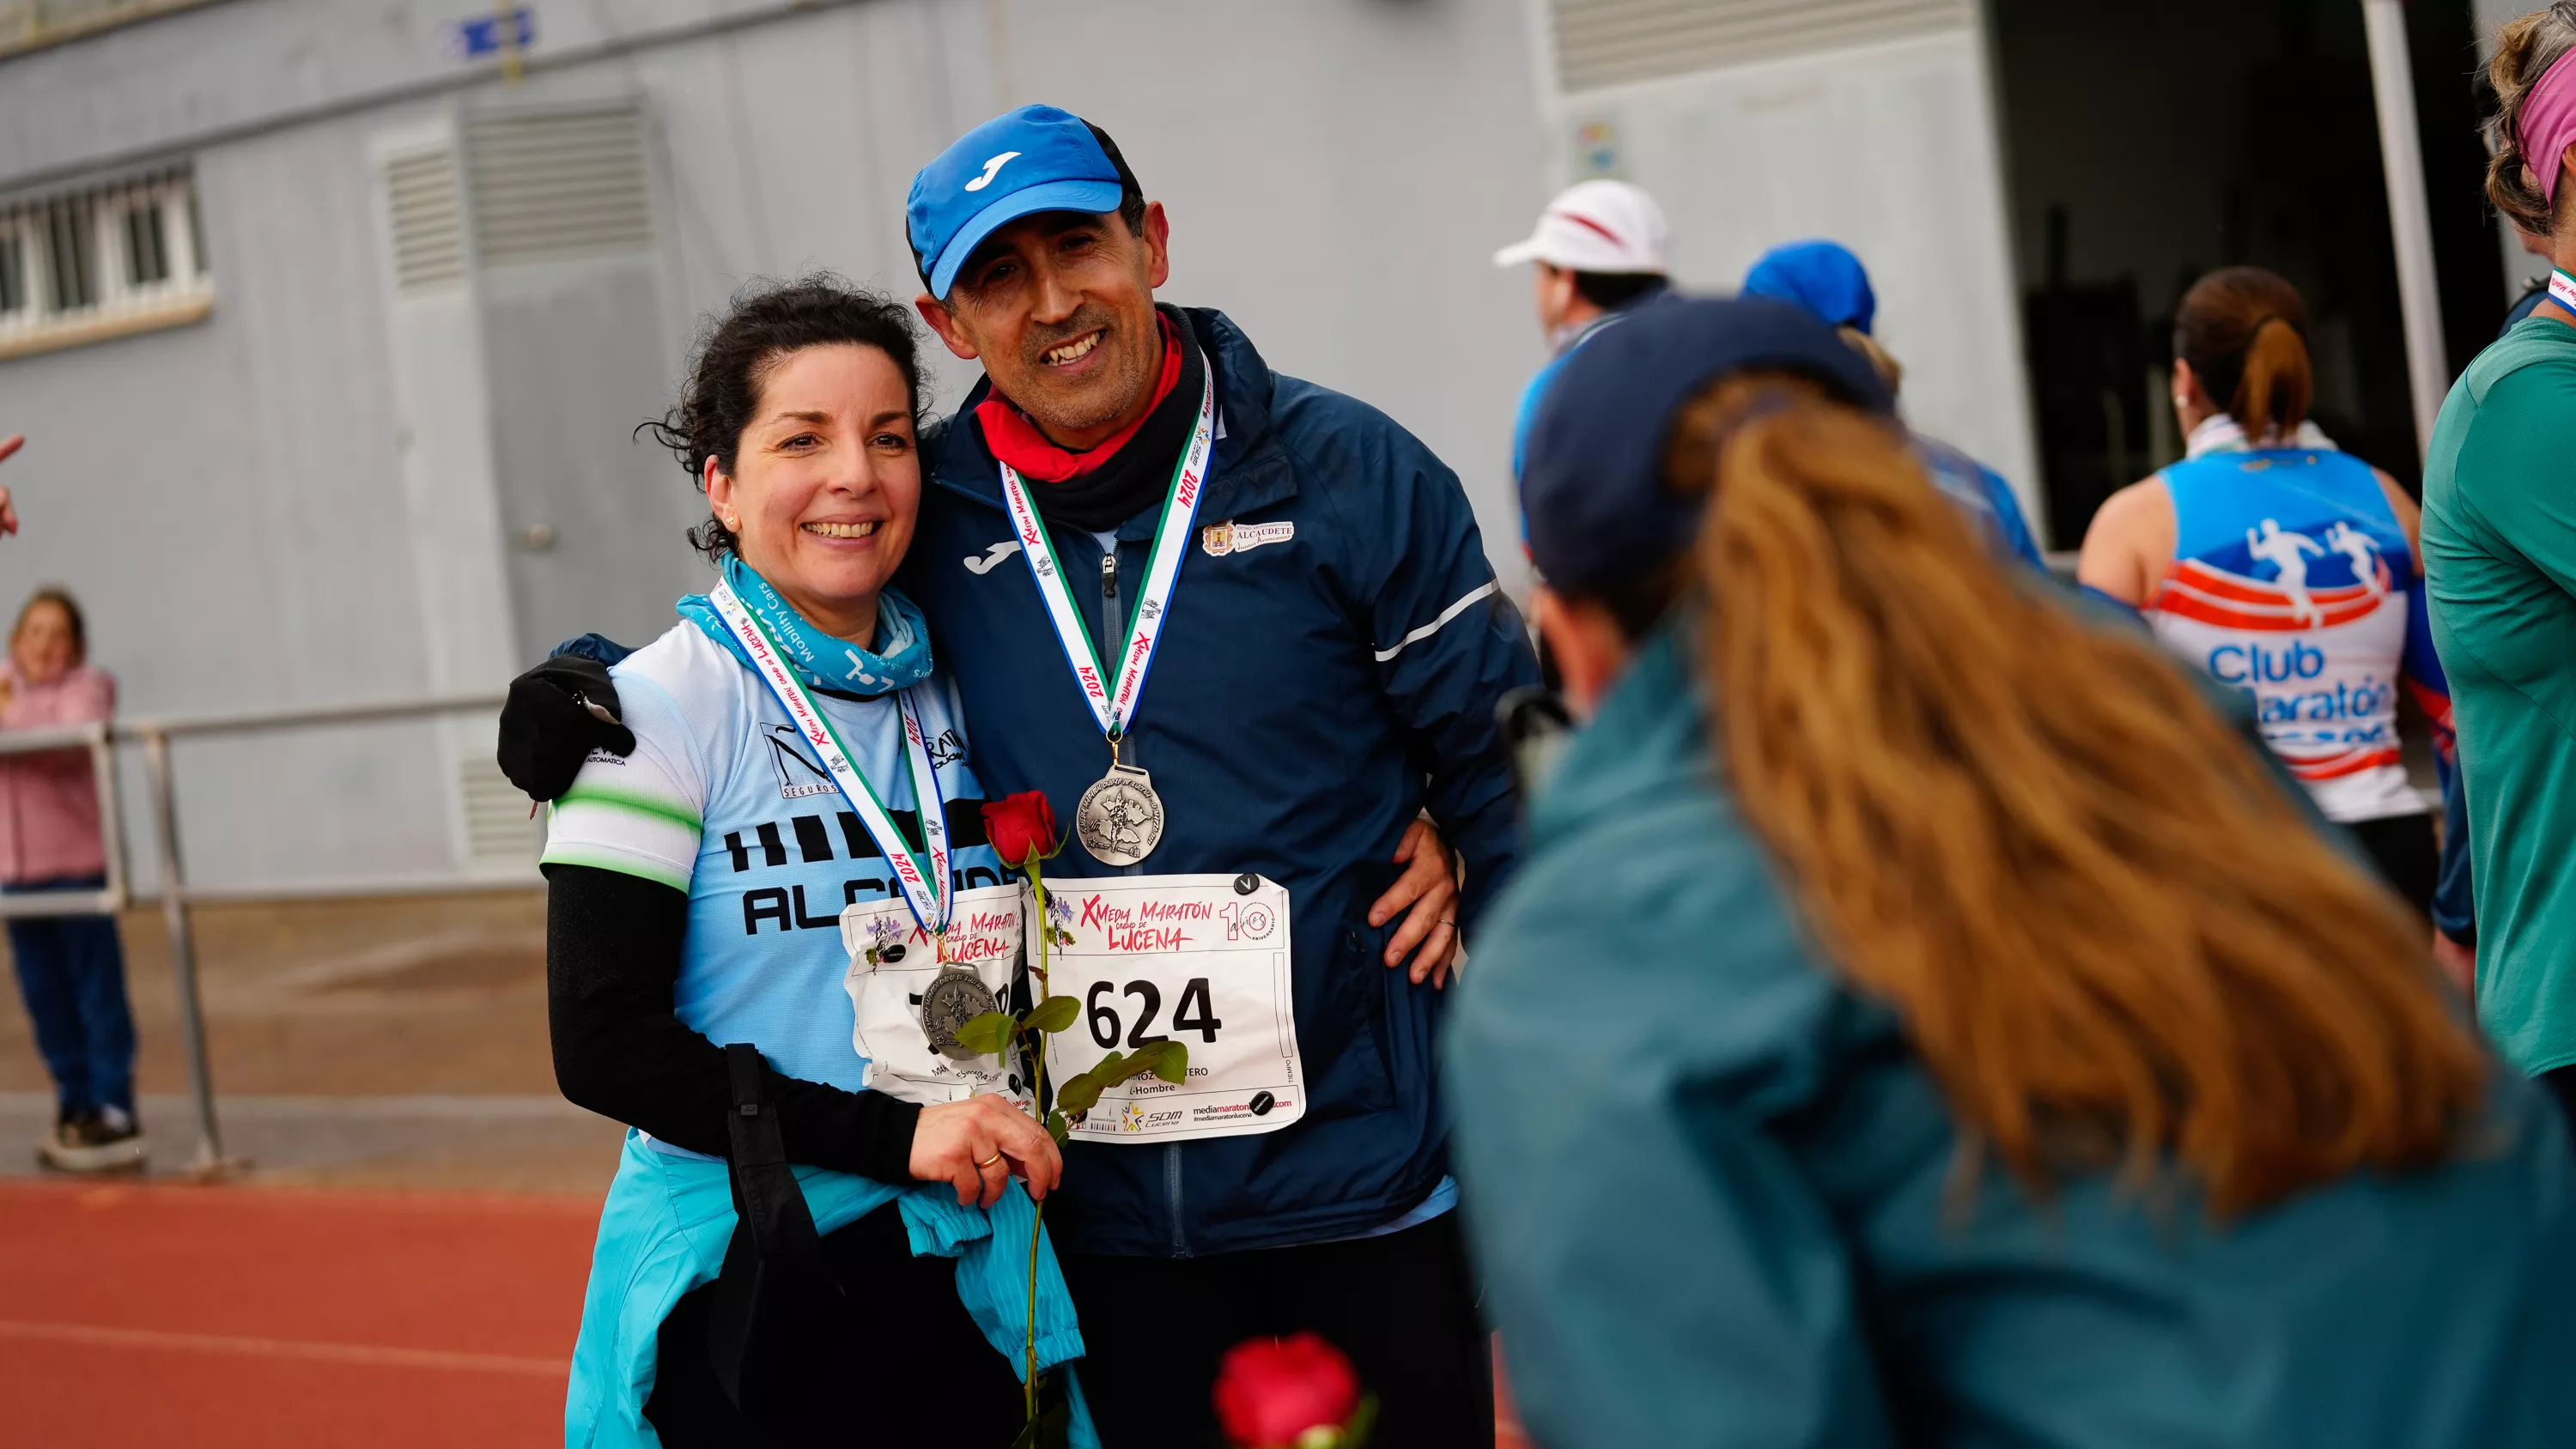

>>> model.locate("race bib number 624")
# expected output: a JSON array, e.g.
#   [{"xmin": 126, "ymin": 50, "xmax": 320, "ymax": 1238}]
[{"xmin": 1038, "ymin": 873, "xmax": 1303, "ymax": 1143}]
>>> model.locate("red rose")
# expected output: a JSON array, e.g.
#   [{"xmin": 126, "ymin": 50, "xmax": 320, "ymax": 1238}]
[
  {"xmin": 981, "ymin": 791, "xmax": 1059, "ymax": 871},
  {"xmin": 1213, "ymin": 1333, "xmax": 1364, "ymax": 1448}
]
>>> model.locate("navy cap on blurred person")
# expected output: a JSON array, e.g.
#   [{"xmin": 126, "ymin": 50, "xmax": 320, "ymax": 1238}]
[
  {"xmin": 908, "ymin": 105, "xmax": 1130, "ymax": 300},
  {"xmin": 1518, "ymin": 294, "xmax": 1893, "ymax": 597},
  {"xmin": 1741, "ymin": 239, "xmax": 1878, "ymax": 335}
]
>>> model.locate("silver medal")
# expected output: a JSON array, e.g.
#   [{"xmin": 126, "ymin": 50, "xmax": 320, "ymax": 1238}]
[
  {"xmin": 1077, "ymin": 762, "xmax": 1165, "ymax": 866},
  {"xmin": 919, "ymin": 964, "xmax": 1000, "ymax": 1061}
]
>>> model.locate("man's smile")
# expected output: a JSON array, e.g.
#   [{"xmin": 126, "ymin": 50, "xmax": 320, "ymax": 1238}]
[{"xmin": 1042, "ymin": 330, "xmax": 1105, "ymax": 367}]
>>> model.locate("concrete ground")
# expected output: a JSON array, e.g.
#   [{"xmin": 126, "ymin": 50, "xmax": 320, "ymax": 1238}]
[{"xmin": 0, "ymin": 888, "xmax": 622, "ymax": 1193}]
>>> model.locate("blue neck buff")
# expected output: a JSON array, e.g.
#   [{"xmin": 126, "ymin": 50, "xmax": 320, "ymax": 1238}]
[{"xmin": 678, "ymin": 553, "xmax": 933, "ymax": 697}]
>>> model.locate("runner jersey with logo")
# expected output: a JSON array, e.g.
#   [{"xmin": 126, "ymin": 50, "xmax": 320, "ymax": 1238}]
[
  {"xmin": 541, "ymin": 622, "xmax": 1009, "ymax": 1093},
  {"xmin": 2145, "ymin": 447, "xmax": 2450, "ymax": 823}
]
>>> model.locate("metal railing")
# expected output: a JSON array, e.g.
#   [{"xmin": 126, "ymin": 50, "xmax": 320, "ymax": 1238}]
[{"xmin": 0, "ymin": 691, "xmax": 513, "ymax": 1175}]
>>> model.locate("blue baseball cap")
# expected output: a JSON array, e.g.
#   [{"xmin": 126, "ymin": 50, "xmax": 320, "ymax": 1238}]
[
  {"xmin": 1741, "ymin": 239, "xmax": 1878, "ymax": 335},
  {"xmin": 1520, "ymin": 295, "xmax": 1893, "ymax": 597},
  {"xmin": 908, "ymin": 105, "xmax": 1130, "ymax": 300}
]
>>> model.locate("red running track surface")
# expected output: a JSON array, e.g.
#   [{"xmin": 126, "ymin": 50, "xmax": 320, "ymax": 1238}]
[
  {"xmin": 0, "ymin": 1178, "xmax": 1540, "ymax": 1447},
  {"xmin": 0, "ymin": 1179, "xmax": 597, "ymax": 1448}
]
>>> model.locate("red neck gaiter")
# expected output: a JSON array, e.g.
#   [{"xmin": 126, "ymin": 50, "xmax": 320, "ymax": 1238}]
[{"xmin": 975, "ymin": 314, "xmax": 1184, "ymax": 482}]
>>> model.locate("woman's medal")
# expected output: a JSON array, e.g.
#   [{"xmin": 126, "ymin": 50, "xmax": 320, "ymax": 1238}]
[
  {"xmin": 920, "ymin": 936, "xmax": 1001, "ymax": 1060},
  {"xmin": 997, "ymin": 346, "xmax": 1217, "ymax": 866}
]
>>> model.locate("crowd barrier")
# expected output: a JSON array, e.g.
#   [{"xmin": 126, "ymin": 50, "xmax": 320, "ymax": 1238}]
[{"xmin": 0, "ymin": 693, "xmax": 508, "ymax": 1175}]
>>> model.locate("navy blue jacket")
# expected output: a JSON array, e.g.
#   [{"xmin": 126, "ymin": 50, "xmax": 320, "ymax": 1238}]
[{"xmin": 899, "ymin": 308, "xmax": 1539, "ymax": 1256}]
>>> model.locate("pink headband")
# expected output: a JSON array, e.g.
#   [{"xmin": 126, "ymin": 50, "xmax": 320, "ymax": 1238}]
[{"xmin": 2518, "ymin": 44, "xmax": 2576, "ymax": 208}]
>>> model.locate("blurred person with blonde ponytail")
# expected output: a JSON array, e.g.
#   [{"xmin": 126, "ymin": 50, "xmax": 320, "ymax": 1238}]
[
  {"xmin": 1446, "ymin": 296, "xmax": 2576, "ymax": 1449},
  {"xmin": 2421, "ymin": 3, "xmax": 2576, "ymax": 1119},
  {"xmin": 2079, "ymin": 267, "xmax": 2452, "ymax": 919}
]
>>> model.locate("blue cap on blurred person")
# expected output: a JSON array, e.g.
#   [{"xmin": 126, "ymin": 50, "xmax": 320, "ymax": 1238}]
[
  {"xmin": 1519, "ymin": 295, "xmax": 1893, "ymax": 596},
  {"xmin": 908, "ymin": 105, "xmax": 1128, "ymax": 300},
  {"xmin": 1741, "ymin": 239, "xmax": 1878, "ymax": 335}
]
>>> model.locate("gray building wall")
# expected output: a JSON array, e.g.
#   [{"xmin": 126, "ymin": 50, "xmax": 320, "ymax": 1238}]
[{"xmin": 0, "ymin": 0, "xmax": 1554, "ymax": 888}]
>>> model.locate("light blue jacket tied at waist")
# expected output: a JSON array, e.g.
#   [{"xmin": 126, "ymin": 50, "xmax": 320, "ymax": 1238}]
[{"xmin": 566, "ymin": 1129, "xmax": 1097, "ymax": 1448}]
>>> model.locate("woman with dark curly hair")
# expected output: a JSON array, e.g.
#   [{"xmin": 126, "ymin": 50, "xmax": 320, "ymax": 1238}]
[
  {"xmin": 2421, "ymin": 3, "xmax": 2576, "ymax": 1126},
  {"xmin": 541, "ymin": 276, "xmax": 1092, "ymax": 1446}
]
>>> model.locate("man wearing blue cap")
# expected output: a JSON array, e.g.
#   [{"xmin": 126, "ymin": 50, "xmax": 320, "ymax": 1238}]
[
  {"xmin": 894, "ymin": 102, "xmax": 1530, "ymax": 1446},
  {"xmin": 498, "ymin": 103, "xmax": 1529, "ymax": 1442},
  {"xmin": 1743, "ymin": 239, "xmax": 2046, "ymax": 567}
]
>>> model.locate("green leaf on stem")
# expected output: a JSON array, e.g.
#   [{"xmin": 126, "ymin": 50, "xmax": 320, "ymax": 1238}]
[
  {"xmin": 1024, "ymin": 994, "xmax": 1078, "ymax": 1034},
  {"xmin": 1045, "ymin": 1109, "xmax": 1070, "ymax": 1144},
  {"xmin": 1137, "ymin": 1040, "xmax": 1189, "ymax": 1083},
  {"xmin": 1054, "ymin": 1072, "xmax": 1103, "ymax": 1116},
  {"xmin": 1096, "ymin": 1043, "xmax": 1181, "ymax": 1087},
  {"xmin": 1344, "ymin": 1393, "xmax": 1380, "ymax": 1447},
  {"xmin": 1007, "ymin": 1418, "xmax": 1038, "ymax": 1449},
  {"xmin": 952, "ymin": 1011, "xmax": 1018, "ymax": 1057}
]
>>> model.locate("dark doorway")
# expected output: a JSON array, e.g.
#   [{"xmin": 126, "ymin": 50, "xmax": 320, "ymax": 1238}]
[{"xmin": 1987, "ymin": 0, "xmax": 2504, "ymax": 548}]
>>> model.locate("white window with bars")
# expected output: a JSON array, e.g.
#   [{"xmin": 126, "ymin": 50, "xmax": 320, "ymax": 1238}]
[{"xmin": 0, "ymin": 167, "xmax": 213, "ymax": 361}]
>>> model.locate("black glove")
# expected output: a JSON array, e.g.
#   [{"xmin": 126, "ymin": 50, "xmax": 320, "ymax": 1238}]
[{"xmin": 499, "ymin": 652, "xmax": 636, "ymax": 802}]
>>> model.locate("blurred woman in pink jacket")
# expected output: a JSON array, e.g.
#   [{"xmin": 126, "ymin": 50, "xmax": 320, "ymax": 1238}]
[{"xmin": 3, "ymin": 586, "xmax": 143, "ymax": 1171}]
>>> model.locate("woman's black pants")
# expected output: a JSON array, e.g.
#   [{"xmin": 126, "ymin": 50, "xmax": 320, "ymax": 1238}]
[
  {"xmin": 2350, "ymin": 810, "xmax": 2438, "ymax": 916},
  {"xmin": 645, "ymin": 1200, "xmax": 1029, "ymax": 1447}
]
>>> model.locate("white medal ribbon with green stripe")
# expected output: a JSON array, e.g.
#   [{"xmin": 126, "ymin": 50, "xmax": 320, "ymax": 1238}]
[
  {"xmin": 709, "ymin": 580, "xmax": 951, "ymax": 937},
  {"xmin": 996, "ymin": 351, "xmax": 1218, "ymax": 747}
]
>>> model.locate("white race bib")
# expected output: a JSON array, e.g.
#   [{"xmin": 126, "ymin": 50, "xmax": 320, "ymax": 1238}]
[
  {"xmin": 842, "ymin": 883, "xmax": 1028, "ymax": 1107},
  {"xmin": 1039, "ymin": 873, "xmax": 1303, "ymax": 1142}
]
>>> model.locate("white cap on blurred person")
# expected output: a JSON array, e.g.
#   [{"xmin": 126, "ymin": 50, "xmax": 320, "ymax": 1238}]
[{"xmin": 1492, "ymin": 180, "xmax": 1670, "ymax": 276}]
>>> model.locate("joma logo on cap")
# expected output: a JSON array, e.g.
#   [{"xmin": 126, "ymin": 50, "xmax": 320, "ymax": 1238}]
[{"xmin": 964, "ymin": 151, "xmax": 1020, "ymax": 192}]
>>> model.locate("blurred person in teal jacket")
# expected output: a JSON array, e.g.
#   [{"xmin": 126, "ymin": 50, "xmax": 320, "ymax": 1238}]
[{"xmin": 1447, "ymin": 296, "xmax": 2576, "ymax": 1449}]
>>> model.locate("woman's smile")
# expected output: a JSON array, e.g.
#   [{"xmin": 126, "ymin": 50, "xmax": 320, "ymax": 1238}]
[
  {"xmin": 800, "ymin": 518, "xmax": 883, "ymax": 542},
  {"xmin": 702, "ymin": 340, "xmax": 925, "ymax": 644}
]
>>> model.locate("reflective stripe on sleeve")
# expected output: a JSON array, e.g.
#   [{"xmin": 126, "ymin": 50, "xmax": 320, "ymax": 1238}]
[{"xmin": 1373, "ymin": 580, "xmax": 1500, "ymax": 664}]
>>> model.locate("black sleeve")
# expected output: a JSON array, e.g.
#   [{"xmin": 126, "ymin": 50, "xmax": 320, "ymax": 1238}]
[{"xmin": 545, "ymin": 862, "xmax": 920, "ymax": 1181}]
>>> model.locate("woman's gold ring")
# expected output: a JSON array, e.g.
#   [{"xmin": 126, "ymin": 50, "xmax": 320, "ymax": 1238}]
[{"xmin": 976, "ymin": 1152, "xmax": 1004, "ymax": 1169}]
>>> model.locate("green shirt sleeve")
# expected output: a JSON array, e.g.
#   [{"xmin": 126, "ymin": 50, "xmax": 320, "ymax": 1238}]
[{"xmin": 2451, "ymin": 361, "xmax": 2576, "ymax": 599}]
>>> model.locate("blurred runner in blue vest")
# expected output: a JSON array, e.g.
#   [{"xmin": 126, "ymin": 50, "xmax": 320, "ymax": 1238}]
[
  {"xmin": 1492, "ymin": 180, "xmax": 1672, "ymax": 482},
  {"xmin": 1742, "ymin": 239, "xmax": 2044, "ymax": 566},
  {"xmin": 2080, "ymin": 267, "xmax": 2450, "ymax": 913}
]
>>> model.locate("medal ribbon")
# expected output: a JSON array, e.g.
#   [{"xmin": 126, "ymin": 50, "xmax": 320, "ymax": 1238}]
[
  {"xmin": 996, "ymin": 350, "xmax": 1218, "ymax": 747},
  {"xmin": 709, "ymin": 581, "xmax": 951, "ymax": 937},
  {"xmin": 2551, "ymin": 269, "xmax": 2576, "ymax": 314}
]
